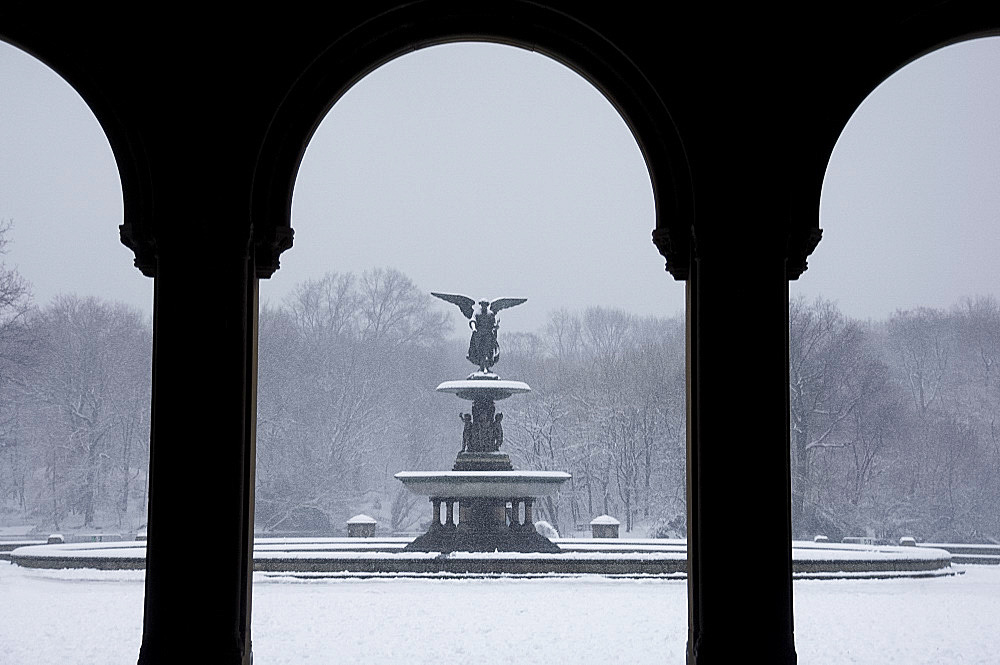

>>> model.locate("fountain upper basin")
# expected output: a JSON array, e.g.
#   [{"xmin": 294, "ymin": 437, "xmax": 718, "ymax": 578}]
[
  {"xmin": 395, "ymin": 471, "xmax": 571, "ymax": 498},
  {"xmin": 435, "ymin": 379, "xmax": 531, "ymax": 401}
]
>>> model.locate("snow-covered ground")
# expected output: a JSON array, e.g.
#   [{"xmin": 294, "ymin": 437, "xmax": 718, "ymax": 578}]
[{"xmin": 1, "ymin": 562, "xmax": 998, "ymax": 664}]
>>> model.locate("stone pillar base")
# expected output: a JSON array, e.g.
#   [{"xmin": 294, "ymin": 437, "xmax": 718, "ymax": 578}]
[
  {"xmin": 452, "ymin": 452, "xmax": 513, "ymax": 471},
  {"xmin": 404, "ymin": 496, "xmax": 560, "ymax": 553}
]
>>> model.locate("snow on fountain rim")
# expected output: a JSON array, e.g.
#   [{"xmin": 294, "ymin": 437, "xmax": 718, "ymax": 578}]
[
  {"xmin": 395, "ymin": 471, "xmax": 571, "ymax": 497},
  {"xmin": 435, "ymin": 379, "xmax": 531, "ymax": 399},
  {"xmin": 8, "ymin": 538, "xmax": 958, "ymax": 580}
]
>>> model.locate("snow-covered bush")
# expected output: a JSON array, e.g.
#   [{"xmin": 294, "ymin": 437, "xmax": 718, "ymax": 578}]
[
  {"xmin": 534, "ymin": 520, "xmax": 559, "ymax": 538},
  {"xmin": 648, "ymin": 514, "xmax": 686, "ymax": 539}
]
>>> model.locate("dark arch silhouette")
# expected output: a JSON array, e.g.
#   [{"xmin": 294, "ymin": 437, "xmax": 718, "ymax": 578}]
[
  {"xmin": 0, "ymin": 36, "xmax": 151, "ymax": 272},
  {"xmin": 818, "ymin": 31, "xmax": 1000, "ymax": 238},
  {"xmin": 249, "ymin": 3, "xmax": 694, "ymax": 278},
  {"xmin": 811, "ymin": 25, "xmax": 1000, "ymax": 239},
  {"xmin": 3, "ymin": 4, "xmax": 1000, "ymax": 665}
]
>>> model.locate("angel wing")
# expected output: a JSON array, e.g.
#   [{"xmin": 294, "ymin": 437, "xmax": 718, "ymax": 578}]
[
  {"xmin": 431, "ymin": 292, "xmax": 476, "ymax": 319},
  {"xmin": 489, "ymin": 298, "xmax": 527, "ymax": 313}
]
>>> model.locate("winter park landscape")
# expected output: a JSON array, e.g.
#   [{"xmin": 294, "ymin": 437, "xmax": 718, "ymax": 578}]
[
  {"xmin": 4, "ymin": 31, "xmax": 1000, "ymax": 665},
  {"xmin": 2, "ymin": 268, "xmax": 999, "ymax": 663}
]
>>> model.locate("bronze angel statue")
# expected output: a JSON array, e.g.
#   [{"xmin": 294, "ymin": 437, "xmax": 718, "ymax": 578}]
[{"xmin": 431, "ymin": 293, "xmax": 527, "ymax": 373}]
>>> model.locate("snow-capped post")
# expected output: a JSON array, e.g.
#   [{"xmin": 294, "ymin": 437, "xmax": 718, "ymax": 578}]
[
  {"xmin": 590, "ymin": 515, "xmax": 620, "ymax": 538},
  {"xmin": 346, "ymin": 514, "xmax": 377, "ymax": 538}
]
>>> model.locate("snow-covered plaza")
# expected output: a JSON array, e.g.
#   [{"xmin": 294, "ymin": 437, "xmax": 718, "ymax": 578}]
[{"xmin": 1, "ymin": 562, "xmax": 998, "ymax": 664}]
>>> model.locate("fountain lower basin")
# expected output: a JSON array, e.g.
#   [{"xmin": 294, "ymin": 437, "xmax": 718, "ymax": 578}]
[{"xmin": 396, "ymin": 470, "xmax": 571, "ymax": 553}]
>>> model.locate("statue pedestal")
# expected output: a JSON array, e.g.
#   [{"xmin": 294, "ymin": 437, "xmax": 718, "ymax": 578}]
[{"xmin": 453, "ymin": 451, "xmax": 512, "ymax": 471}]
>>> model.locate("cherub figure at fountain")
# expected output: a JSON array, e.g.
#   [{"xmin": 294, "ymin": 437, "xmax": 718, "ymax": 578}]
[{"xmin": 458, "ymin": 409, "xmax": 504, "ymax": 454}]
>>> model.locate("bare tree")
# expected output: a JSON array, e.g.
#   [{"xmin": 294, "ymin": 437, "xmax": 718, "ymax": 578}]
[
  {"xmin": 255, "ymin": 270, "xmax": 449, "ymax": 532},
  {"xmin": 887, "ymin": 307, "xmax": 954, "ymax": 417},
  {"xmin": 0, "ymin": 220, "xmax": 36, "ymax": 517},
  {"xmin": 502, "ymin": 307, "xmax": 683, "ymax": 534},
  {"xmin": 789, "ymin": 297, "xmax": 894, "ymax": 536},
  {"xmin": 22, "ymin": 296, "xmax": 150, "ymax": 528},
  {"xmin": 955, "ymin": 296, "xmax": 1000, "ymax": 389},
  {"xmin": 0, "ymin": 219, "xmax": 34, "ymax": 377}
]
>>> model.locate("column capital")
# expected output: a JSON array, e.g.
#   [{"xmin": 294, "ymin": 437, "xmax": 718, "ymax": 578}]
[
  {"xmin": 254, "ymin": 225, "xmax": 294, "ymax": 279},
  {"xmin": 786, "ymin": 226, "xmax": 822, "ymax": 280},
  {"xmin": 120, "ymin": 219, "xmax": 279, "ymax": 278},
  {"xmin": 119, "ymin": 223, "xmax": 156, "ymax": 278},
  {"xmin": 651, "ymin": 226, "xmax": 691, "ymax": 280}
]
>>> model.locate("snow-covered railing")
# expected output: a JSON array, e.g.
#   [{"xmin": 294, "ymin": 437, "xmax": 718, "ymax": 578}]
[
  {"xmin": 0, "ymin": 539, "xmax": 48, "ymax": 560},
  {"xmin": 917, "ymin": 543, "xmax": 1000, "ymax": 565},
  {"xmin": 7, "ymin": 536, "xmax": 962, "ymax": 579}
]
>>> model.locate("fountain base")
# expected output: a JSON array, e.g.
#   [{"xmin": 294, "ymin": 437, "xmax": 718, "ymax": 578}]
[
  {"xmin": 395, "ymin": 472, "xmax": 571, "ymax": 553},
  {"xmin": 397, "ymin": 351, "xmax": 571, "ymax": 553},
  {"xmin": 406, "ymin": 498, "xmax": 562, "ymax": 553}
]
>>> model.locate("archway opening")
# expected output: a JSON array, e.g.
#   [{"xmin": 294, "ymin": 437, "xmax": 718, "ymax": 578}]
[
  {"xmin": 0, "ymin": 39, "xmax": 152, "ymax": 663},
  {"xmin": 791, "ymin": 35, "xmax": 1000, "ymax": 662},
  {"xmin": 253, "ymin": 41, "xmax": 687, "ymax": 662}
]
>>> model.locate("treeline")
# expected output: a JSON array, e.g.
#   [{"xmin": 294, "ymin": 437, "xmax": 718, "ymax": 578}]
[
  {"xmin": 791, "ymin": 295, "xmax": 1000, "ymax": 543},
  {"xmin": 0, "ymin": 218, "xmax": 152, "ymax": 531},
  {"xmin": 254, "ymin": 269, "xmax": 687, "ymax": 536},
  {"xmin": 0, "ymin": 295, "xmax": 151, "ymax": 531},
  {"xmin": 496, "ymin": 311, "xmax": 686, "ymax": 534},
  {"xmin": 255, "ymin": 269, "xmax": 458, "ymax": 534},
  {"xmin": 1, "ymin": 254, "xmax": 998, "ymax": 543},
  {"xmin": 249, "ymin": 288, "xmax": 1000, "ymax": 541}
]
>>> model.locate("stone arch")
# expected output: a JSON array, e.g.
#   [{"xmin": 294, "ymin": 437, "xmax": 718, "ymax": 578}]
[
  {"xmin": 818, "ymin": 30, "xmax": 1000, "ymax": 260},
  {"xmin": 250, "ymin": 2, "xmax": 693, "ymax": 279},
  {"xmin": 815, "ymin": 21, "xmax": 1000, "ymax": 233},
  {"xmin": 0, "ymin": 36, "xmax": 152, "ymax": 273}
]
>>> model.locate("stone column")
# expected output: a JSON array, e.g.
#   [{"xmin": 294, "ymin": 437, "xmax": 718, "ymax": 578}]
[
  {"xmin": 138, "ymin": 231, "xmax": 257, "ymax": 665},
  {"xmin": 445, "ymin": 500, "xmax": 455, "ymax": 526},
  {"xmin": 432, "ymin": 499, "xmax": 442, "ymax": 526},
  {"xmin": 679, "ymin": 203, "xmax": 799, "ymax": 663},
  {"xmin": 523, "ymin": 499, "xmax": 533, "ymax": 526}
]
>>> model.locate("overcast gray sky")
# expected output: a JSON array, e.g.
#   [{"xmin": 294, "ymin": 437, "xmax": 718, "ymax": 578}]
[{"xmin": 1, "ymin": 38, "xmax": 999, "ymax": 333}]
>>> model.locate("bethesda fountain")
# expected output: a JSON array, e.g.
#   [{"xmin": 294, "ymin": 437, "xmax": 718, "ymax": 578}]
[
  {"xmin": 7, "ymin": 294, "xmax": 960, "ymax": 576},
  {"xmin": 395, "ymin": 293, "xmax": 570, "ymax": 552}
]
